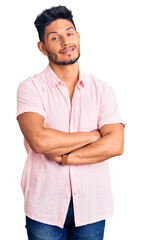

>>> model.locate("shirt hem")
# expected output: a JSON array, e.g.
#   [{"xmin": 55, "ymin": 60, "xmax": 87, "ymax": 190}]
[
  {"xmin": 25, "ymin": 212, "xmax": 64, "ymax": 229},
  {"xmin": 74, "ymin": 213, "xmax": 113, "ymax": 227},
  {"xmin": 25, "ymin": 211, "xmax": 113, "ymax": 229}
]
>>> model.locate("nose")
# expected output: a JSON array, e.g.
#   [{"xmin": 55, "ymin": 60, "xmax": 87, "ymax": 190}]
[{"xmin": 61, "ymin": 35, "xmax": 71, "ymax": 46}]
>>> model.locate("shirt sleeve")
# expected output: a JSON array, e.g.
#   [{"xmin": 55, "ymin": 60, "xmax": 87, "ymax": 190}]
[
  {"xmin": 98, "ymin": 83, "xmax": 125, "ymax": 129},
  {"xmin": 16, "ymin": 79, "xmax": 46, "ymax": 120}
]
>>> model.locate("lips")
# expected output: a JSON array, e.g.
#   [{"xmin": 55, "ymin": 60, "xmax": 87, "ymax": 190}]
[{"xmin": 60, "ymin": 47, "xmax": 75, "ymax": 55}]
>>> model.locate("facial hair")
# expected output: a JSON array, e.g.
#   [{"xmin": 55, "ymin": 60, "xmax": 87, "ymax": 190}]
[{"xmin": 46, "ymin": 46, "xmax": 80, "ymax": 65}]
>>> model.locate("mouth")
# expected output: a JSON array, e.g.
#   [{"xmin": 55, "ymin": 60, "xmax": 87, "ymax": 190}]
[{"xmin": 60, "ymin": 47, "xmax": 75, "ymax": 55}]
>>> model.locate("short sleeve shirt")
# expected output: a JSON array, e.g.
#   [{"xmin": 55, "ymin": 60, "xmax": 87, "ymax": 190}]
[{"xmin": 16, "ymin": 64, "xmax": 125, "ymax": 228}]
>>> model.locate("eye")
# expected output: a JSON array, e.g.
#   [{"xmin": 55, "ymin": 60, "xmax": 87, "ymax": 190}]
[
  {"xmin": 67, "ymin": 33, "xmax": 73, "ymax": 36},
  {"xmin": 52, "ymin": 36, "xmax": 59, "ymax": 41}
]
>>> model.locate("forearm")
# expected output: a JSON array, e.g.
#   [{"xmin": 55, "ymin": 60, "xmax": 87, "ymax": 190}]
[
  {"xmin": 38, "ymin": 127, "xmax": 98, "ymax": 155},
  {"xmin": 68, "ymin": 133, "xmax": 124, "ymax": 165},
  {"xmin": 43, "ymin": 140, "xmax": 90, "ymax": 156}
]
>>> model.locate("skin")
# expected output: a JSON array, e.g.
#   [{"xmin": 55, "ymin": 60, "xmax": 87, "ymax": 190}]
[
  {"xmin": 42, "ymin": 120, "xmax": 124, "ymax": 165},
  {"xmin": 37, "ymin": 19, "xmax": 81, "ymax": 90},
  {"xmin": 17, "ymin": 18, "xmax": 124, "ymax": 165},
  {"xmin": 37, "ymin": 20, "xmax": 102, "ymax": 163}
]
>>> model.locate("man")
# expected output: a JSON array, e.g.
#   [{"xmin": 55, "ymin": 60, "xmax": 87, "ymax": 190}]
[{"xmin": 16, "ymin": 5, "xmax": 125, "ymax": 240}]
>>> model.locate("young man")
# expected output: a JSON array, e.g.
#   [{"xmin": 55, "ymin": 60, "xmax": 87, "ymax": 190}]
[{"xmin": 16, "ymin": 5, "xmax": 125, "ymax": 240}]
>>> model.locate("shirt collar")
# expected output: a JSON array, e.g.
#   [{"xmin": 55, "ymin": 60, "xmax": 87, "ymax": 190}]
[{"xmin": 44, "ymin": 64, "xmax": 86, "ymax": 88}]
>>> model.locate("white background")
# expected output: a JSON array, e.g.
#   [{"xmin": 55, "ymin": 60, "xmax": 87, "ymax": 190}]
[{"xmin": 0, "ymin": 0, "xmax": 142, "ymax": 239}]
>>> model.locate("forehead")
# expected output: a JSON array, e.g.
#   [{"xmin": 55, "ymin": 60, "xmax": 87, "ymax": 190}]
[{"xmin": 44, "ymin": 19, "xmax": 75, "ymax": 36}]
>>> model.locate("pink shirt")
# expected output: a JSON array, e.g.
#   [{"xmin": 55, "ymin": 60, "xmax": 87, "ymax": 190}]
[{"xmin": 16, "ymin": 64, "xmax": 124, "ymax": 228}]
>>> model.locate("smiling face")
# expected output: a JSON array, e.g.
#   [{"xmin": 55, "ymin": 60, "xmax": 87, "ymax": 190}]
[{"xmin": 38, "ymin": 19, "xmax": 80, "ymax": 66}]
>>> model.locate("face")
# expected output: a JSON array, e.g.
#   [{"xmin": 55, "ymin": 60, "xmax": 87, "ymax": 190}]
[{"xmin": 38, "ymin": 19, "xmax": 80, "ymax": 65}]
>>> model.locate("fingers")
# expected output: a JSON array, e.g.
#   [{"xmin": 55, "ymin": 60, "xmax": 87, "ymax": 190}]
[{"xmin": 43, "ymin": 119, "xmax": 49, "ymax": 128}]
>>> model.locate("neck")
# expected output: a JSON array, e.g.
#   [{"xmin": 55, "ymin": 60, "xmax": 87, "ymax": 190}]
[{"xmin": 49, "ymin": 61, "xmax": 79, "ymax": 87}]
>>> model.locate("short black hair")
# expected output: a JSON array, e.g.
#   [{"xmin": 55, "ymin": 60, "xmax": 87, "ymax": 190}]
[{"xmin": 34, "ymin": 5, "xmax": 76, "ymax": 43}]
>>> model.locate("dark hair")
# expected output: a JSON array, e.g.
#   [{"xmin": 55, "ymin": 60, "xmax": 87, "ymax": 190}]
[{"xmin": 34, "ymin": 5, "xmax": 76, "ymax": 43}]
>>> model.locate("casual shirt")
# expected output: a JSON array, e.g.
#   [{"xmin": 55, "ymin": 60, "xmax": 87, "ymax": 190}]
[{"xmin": 16, "ymin": 64, "xmax": 125, "ymax": 228}]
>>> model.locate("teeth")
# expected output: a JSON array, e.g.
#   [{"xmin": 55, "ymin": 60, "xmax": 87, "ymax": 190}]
[{"xmin": 62, "ymin": 48, "xmax": 74, "ymax": 54}]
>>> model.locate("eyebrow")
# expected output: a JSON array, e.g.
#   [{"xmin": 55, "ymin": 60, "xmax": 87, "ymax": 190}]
[{"xmin": 47, "ymin": 27, "xmax": 74, "ymax": 37}]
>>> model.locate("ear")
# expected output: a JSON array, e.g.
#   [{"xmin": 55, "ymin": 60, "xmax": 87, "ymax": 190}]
[
  {"xmin": 37, "ymin": 42, "xmax": 47, "ymax": 56},
  {"xmin": 76, "ymin": 32, "xmax": 80, "ymax": 39}
]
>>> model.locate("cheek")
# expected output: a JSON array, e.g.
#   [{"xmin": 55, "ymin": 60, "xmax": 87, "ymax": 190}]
[
  {"xmin": 74, "ymin": 39, "xmax": 80, "ymax": 49},
  {"xmin": 46, "ymin": 42, "xmax": 60, "ymax": 53},
  {"xmin": 75, "ymin": 41, "xmax": 80, "ymax": 52}
]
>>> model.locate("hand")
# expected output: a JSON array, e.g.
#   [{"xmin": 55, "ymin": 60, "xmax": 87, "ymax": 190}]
[
  {"xmin": 42, "ymin": 119, "xmax": 49, "ymax": 128},
  {"xmin": 42, "ymin": 119, "xmax": 61, "ymax": 163},
  {"xmin": 45, "ymin": 153, "xmax": 62, "ymax": 164}
]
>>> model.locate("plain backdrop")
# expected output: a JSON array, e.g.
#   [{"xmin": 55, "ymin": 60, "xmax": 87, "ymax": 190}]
[{"xmin": 0, "ymin": 0, "xmax": 142, "ymax": 239}]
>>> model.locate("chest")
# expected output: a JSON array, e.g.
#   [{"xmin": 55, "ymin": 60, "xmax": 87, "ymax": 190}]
[
  {"xmin": 43, "ymin": 83, "xmax": 100, "ymax": 132},
  {"xmin": 67, "ymin": 85, "xmax": 76, "ymax": 104}
]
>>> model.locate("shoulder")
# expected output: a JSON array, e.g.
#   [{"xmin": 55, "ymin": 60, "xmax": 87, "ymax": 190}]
[
  {"xmin": 81, "ymin": 70, "xmax": 114, "ymax": 95},
  {"xmin": 17, "ymin": 69, "xmax": 46, "ymax": 92}
]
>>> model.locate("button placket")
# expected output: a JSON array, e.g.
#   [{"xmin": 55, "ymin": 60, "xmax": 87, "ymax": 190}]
[
  {"xmin": 68, "ymin": 85, "xmax": 80, "ymax": 205},
  {"xmin": 71, "ymin": 192, "xmax": 76, "ymax": 196}
]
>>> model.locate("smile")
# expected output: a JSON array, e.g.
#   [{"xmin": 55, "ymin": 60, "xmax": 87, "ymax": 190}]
[{"xmin": 60, "ymin": 48, "xmax": 75, "ymax": 55}]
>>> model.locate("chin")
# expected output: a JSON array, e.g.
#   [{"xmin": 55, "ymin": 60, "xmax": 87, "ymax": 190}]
[{"xmin": 54, "ymin": 53, "xmax": 80, "ymax": 66}]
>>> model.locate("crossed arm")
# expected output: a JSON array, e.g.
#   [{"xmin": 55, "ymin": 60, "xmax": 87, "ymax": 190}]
[{"xmin": 17, "ymin": 112, "xmax": 124, "ymax": 165}]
